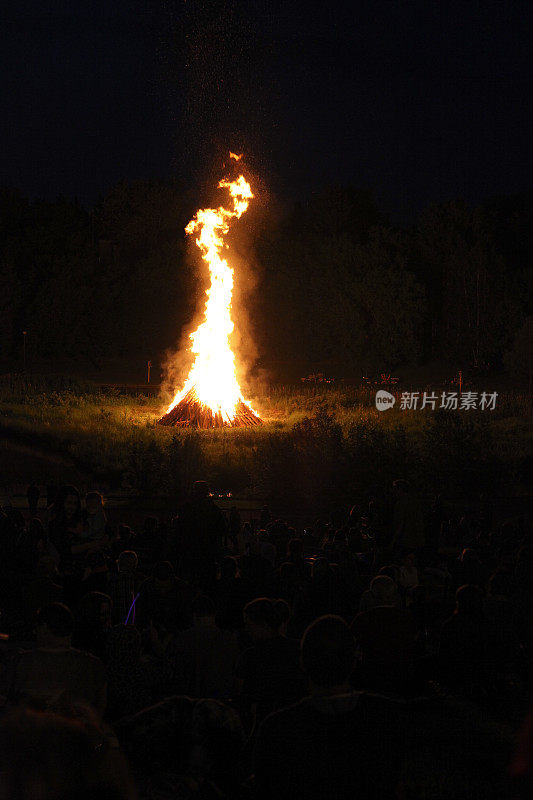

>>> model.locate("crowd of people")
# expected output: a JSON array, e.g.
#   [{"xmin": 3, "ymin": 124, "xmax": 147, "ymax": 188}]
[{"xmin": 0, "ymin": 477, "xmax": 531, "ymax": 798}]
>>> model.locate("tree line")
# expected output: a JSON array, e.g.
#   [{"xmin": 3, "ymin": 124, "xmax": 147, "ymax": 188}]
[{"xmin": 0, "ymin": 182, "xmax": 531, "ymax": 382}]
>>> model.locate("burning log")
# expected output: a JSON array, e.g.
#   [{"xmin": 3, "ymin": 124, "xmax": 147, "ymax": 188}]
[{"xmin": 159, "ymin": 386, "xmax": 261, "ymax": 428}]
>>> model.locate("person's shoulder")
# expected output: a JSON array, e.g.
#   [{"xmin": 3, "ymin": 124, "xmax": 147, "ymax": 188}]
[
  {"xmin": 358, "ymin": 689, "xmax": 405, "ymax": 712},
  {"xmin": 68, "ymin": 647, "xmax": 106, "ymax": 672},
  {"xmin": 352, "ymin": 606, "xmax": 372, "ymax": 626},
  {"xmin": 260, "ymin": 698, "xmax": 310, "ymax": 733},
  {"xmin": 13, "ymin": 647, "xmax": 38, "ymax": 666},
  {"xmin": 440, "ymin": 613, "xmax": 456, "ymax": 631},
  {"xmin": 138, "ymin": 575, "xmax": 153, "ymax": 592}
]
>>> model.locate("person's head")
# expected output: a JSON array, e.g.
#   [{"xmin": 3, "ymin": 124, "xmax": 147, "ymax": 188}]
[
  {"xmin": 301, "ymin": 615, "xmax": 355, "ymax": 693},
  {"xmin": 220, "ymin": 556, "xmax": 238, "ymax": 581},
  {"xmin": 488, "ymin": 570, "xmax": 512, "ymax": 598},
  {"xmin": 118, "ymin": 523, "xmax": 133, "ymax": 540},
  {"xmin": 192, "ymin": 481, "xmax": 210, "ymax": 500},
  {"xmin": 288, "ymin": 538, "xmax": 304, "ymax": 561},
  {"xmin": 38, "ymin": 556, "xmax": 59, "ymax": 580},
  {"xmin": 58, "ymin": 486, "xmax": 81, "ymax": 521},
  {"xmin": 85, "ymin": 491, "xmax": 103, "ymax": 516},
  {"xmin": 460, "ymin": 547, "xmax": 479, "ymax": 564},
  {"xmin": 401, "ymin": 549, "xmax": 416, "ymax": 567},
  {"xmin": 312, "ymin": 557, "xmax": 330, "ymax": 578},
  {"xmin": 77, "ymin": 592, "xmax": 112, "ymax": 630},
  {"xmin": 63, "ymin": 494, "xmax": 80, "ymax": 520},
  {"xmin": 5, "ymin": 506, "xmax": 25, "ymax": 531},
  {"xmin": 378, "ymin": 564, "xmax": 400, "ymax": 584},
  {"xmin": 408, "ymin": 584, "xmax": 426, "ymax": 606},
  {"xmin": 244, "ymin": 598, "xmax": 277, "ymax": 641},
  {"xmin": 260, "ymin": 540, "xmax": 276, "ymax": 566},
  {"xmin": 246, "ymin": 538, "xmax": 261, "ymax": 558},
  {"xmin": 333, "ymin": 530, "xmax": 347, "ymax": 546},
  {"xmin": 455, "ymin": 584, "xmax": 484, "ymax": 616},
  {"xmin": 29, "ymin": 517, "xmax": 45, "ymax": 541},
  {"xmin": 117, "ymin": 550, "xmax": 138, "ymax": 573},
  {"xmin": 192, "ymin": 595, "xmax": 216, "ymax": 625},
  {"xmin": 143, "ymin": 516, "xmax": 159, "ymax": 535},
  {"xmin": 153, "ymin": 561, "xmax": 175, "ymax": 588},
  {"xmin": 370, "ymin": 575, "xmax": 397, "ymax": 606},
  {"xmin": 37, "ymin": 603, "xmax": 74, "ymax": 647},
  {"xmin": 393, "ymin": 478, "xmax": 410, "ymax": 495}
]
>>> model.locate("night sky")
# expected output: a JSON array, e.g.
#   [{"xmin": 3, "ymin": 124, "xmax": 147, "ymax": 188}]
[{"xmin": 2, "ymin": 0, "xmax": 531, "ymax": 218}]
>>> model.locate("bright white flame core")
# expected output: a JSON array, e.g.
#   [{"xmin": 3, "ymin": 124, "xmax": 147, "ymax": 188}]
[{"xmin": 165, "ymin": 174, "xmax": 254, "ymax": 422}]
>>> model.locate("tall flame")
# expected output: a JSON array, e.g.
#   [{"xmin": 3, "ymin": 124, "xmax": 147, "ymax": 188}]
[{"xmin": 164, "ymin": 173, "xmax": 255, "ymax": 423}]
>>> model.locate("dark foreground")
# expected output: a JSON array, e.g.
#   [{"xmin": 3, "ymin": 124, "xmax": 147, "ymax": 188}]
[{"xmin": 0, "ymin": 476, "xmax": 531, "ymax": 799}]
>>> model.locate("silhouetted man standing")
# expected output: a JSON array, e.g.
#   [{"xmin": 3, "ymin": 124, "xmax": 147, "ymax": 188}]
[{"xmin": 176, "ymin": 481, "xmax": 226, "ymax": 590}]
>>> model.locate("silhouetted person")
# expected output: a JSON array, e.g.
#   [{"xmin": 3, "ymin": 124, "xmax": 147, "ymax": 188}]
[
  {"xmin": 138, "ymin": 560, "xmax": 194, "ymax": 632},
  {"xmin": 239, "ymin": 539, "xmax": 274, "ymax": 600},
  {"xmin": 176, "ymin": 481, "xmax": 225, "ymax": 589},
  {"xmin": 287, "ymin": 537, "xmax": 311, "ymax": 579},
  {"xmin": 215, "ymin": 556, "xmax": 246, "ymax": 629},
  {"xmin": 46, "ymin": 483, "xmax": 58, "ymax": 509},
  {"xmin": 72, "ymin": 591, "xmax": 112, "ymax": 662},
  {"xmin": 254, "ymin": 615, "xmax": 402, "ymax": 800},
  {"xmin": 306, "ymin": 558, "xmax": 344, "ymax": 618},
  {"xmin": 48, "ymin": 486, "xmax": 99, "ymax": 576},
  {"xmin": 26, "ymin": 482, "xmax": 40, "ymax": 514},
  {"xmin": 439, "ymin": 584, "xmax": 492, "ymax": 696},
  {"xmin": 21, "ymin": 557, "xmax": 63, "ymax": 625},
  {"xmin": 237, "ymin": 598, "xmax": 304, "ymax": 718},
  {"xmin": 351, "ymin": 575, "xmax": 417, "ymax": 693},
  {"xmin": 10, "ymin": 602, "xmax": 107, "ymax": 716},
  {"xmin": 169, "ymin": 595, "xmax": 239, "ymax": 698},
  {"xmin": 392, "ymin": 478, "xmax": 424, "ymax": 551},
  {"xmin": 450, "ymin": 547, "xmax": 487, "ymax": 590},
  {"xmin": 228, "ymin": 505, "xmax": 242, "ymax": 551},
  {"xmin": 107, "ymin": 550, "xmax": 145, "ymax": 625}
]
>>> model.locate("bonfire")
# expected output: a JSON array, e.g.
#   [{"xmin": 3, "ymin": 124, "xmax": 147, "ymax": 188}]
[{"xmin": 159, "ymin": 161, "xmax": 261, "ymax": 428}]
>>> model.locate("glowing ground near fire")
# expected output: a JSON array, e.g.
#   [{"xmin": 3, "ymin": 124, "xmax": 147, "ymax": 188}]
[{"xmin": 159, "ymin": 163, "xmax": 261, "ymax": 428}]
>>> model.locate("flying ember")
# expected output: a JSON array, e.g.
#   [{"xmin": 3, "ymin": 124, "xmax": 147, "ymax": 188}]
[{"xmin": 159, "ymin": 165, "xmax": 261, "ymax": 428}]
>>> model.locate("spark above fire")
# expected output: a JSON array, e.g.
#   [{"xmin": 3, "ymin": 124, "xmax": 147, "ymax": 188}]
[{"xmin": 159, "ymin": 164, "xmax": 261, "ymax": 428}]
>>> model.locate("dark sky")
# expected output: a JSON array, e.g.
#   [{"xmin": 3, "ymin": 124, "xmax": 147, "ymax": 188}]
[{"xmin": 1, "ymin": 0, "xmax": 531, "ymax": 217}]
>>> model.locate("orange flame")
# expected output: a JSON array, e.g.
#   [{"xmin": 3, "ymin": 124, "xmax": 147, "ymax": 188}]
[
  {"xmin": 164, "ymin": 171, "xmax": 256, "ymax": 422},
  {"xmin": 229, "ymin": 152, "xmax": 243, "ymax": 161}
]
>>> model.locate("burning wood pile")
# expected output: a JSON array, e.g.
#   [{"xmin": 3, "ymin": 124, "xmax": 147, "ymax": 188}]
[
  {"xmin": 159, "ymin": 157, "xmax": 262, "ymax": 429},
  {"xmin": 159, "ymin": 386, "xmax": 261, "ymax": 428}
]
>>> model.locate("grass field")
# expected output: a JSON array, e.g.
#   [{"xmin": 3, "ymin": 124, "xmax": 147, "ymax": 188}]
[{"xmin": 0, "ymin": 375, "xmax": 531, "ymax": 512}]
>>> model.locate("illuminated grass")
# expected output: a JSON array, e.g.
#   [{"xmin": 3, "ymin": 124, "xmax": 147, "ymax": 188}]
[{"xmin": 0, "ymin": 384, "xmax": 530, "ymax": 506}]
